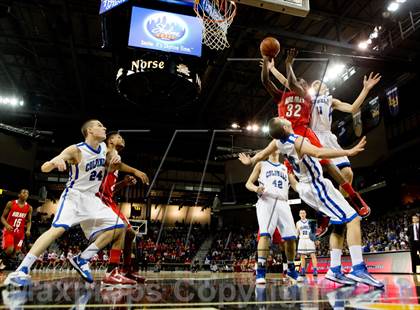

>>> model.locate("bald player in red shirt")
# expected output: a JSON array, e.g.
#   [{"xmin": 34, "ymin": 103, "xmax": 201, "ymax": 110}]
[{"xmin": 261, "ymin": 49, "xmax": 370, "ymax": 236}]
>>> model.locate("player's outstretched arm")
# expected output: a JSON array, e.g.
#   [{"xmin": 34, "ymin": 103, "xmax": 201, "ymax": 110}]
[
  {"xmin": 296, "ymin": 136, "xmax": 366, "ymax": 159},
  {"xmin": 238, "ymin": 140, "xmax": 278, "ymax": 166},
  {"xmin": 113, "ymin": 175, "xmax": 137, "ymax": 194},
  {"xmin": 262, "ymin": 58, "xmax": 289, "ymax": 89},
  {"xmin": 332, "ymin": 72, "xmax": 381, "ymax": 114},
  {"xmin": 26, "ymin": 206, "xmax": 33, "ymax": 237},
  {"xmin": 285, "ymin": 49, "xmax": 305, "ymax": 98},
  {"xmin": 261, "ymin": 56, "xmax": 283, "ymax": 99},
  {"xmin": 245, "ymin": 162, "xmax": 264, "ymax": 194},
  {"xmin": 41, "ymin": 145, "xmax": 78, "ymax": 173},
  {"xmin": 116, "ymin": 162, "xmax": 149, "ymax": 185},
  {"xmin": 1, "ymin": 201, "xmax": 13, "ymax": 231}
]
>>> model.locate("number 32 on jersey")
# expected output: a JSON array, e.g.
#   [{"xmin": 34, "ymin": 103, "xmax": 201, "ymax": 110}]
[{"xmin": 285, "ymin": 103, "xmax": 302, "ymax": 117}]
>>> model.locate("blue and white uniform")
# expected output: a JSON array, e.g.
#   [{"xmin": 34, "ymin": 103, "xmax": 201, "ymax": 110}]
[
  {"xmin": 310, "ymin": 94, "xmax": 350, "ymax": 168},
  {"xmin": 256, "ymin": 161, "xmax": 297, "ymax": 240},
  {"xmin": 296, "ymin": 220, "xmax": 316, "ymax": 254},
  {"xmin": 277, "ymin": 134, "xmax": 357, "ymax": 225},
  {"xmin": 52, "ymin": 142, "xmax": 126, "ymax": 240}
]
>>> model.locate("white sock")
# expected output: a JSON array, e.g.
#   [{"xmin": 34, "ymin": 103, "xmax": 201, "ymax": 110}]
[
  {"xmin": 17, "ymin": 253, "xmax": 37, "ymax": 272},
  {"xmin": 258, "ymin": 257, "xmax": 266, "ymax": 265},
  {"xmin": 349, "ymin": 245, "xmax": 363, "ymax": 266},
  {"xmin": 80, "ymin": 243, "xmax": 100, "ymax": 260},
  {"xmin": 330, "ymin": 249, "xmax": 342, "ymax": 268}
]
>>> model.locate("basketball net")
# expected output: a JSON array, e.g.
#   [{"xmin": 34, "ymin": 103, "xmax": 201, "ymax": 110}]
[{"xmin": 194, "ymin": 0, "xmax": 236, "ymax": 50}]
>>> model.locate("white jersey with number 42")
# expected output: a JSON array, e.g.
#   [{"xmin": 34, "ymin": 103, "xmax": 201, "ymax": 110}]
[{"xmin": 258, "ymin": 161, "xmax": 289, "ymax": 200}]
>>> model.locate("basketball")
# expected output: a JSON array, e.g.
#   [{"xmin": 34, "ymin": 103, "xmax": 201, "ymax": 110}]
[{"xmin": 260, "ymin": 37, "xmax": 281, "ymax": 58}]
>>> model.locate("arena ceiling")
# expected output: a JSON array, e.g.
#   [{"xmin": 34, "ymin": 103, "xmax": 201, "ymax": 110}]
[{"xmin": 0, "ymin": 0, "xmax": 419, "ymax": 148}]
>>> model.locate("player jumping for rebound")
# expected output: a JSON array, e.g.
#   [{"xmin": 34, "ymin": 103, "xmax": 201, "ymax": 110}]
[
  {"xmin": 245, "ymin": 151, "xmax": 299, "ymax": 284},
  {"xmin": 309, "ymin": 73, "xmax": 380, "ymax": 190},
  {"xmin": 239, "ymin": 117, "xmax": 383, "ymax": 288},
  {"xmin": 1, "ymin": 189, "xmax": 32, "ymax": 268},
  {"xmin": 261, "ymin": 49, "xmax": 370, "ymax": 236},
  {"xmin": 99, "ymin": 132, "xmax": 149, "ymax": 287}
]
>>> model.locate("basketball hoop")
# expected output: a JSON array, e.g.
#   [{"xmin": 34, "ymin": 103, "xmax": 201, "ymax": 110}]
[{"xmin": 194, "ymin": 0, "xmax": 237, "ymax": 50}]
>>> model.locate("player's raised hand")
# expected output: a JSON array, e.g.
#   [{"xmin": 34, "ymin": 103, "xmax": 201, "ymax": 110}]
[
  {"xmin": 50, "ymin": 158, "xmax": 67, "ymax": 171},
  {"xmin": 123, "ymin": 175, "xmax": 137, "ymax": 186},
  {"xmin": 260, "ymin": 58, "xmax": 275, "ymax": 69},
  {"xmin": 134, "ymin": 170, "xmax": 149, "ymax": 185},
  {"xmin": 347, "ymin": 136, "xmax": 366, "ymax": 156},
  {"xmin": 238, "ymin": 153, "xmax": 252, "ymax": 166},
  {"xmin": 364, "ymin": 72, "xmax": 381, "ymax": 90},
  {"xmin": 285, "ymin": 48, "xmax": 298, "ymax": 65}
]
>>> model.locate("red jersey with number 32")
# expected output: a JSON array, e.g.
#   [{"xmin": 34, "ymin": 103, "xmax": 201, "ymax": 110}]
[
  {"xmin": 278, "ymin": 91, "xmax": 312, "ymax": 128},
  {"xmin": 6, "ymin": 200, "xmax": 30, "ymax": 235}
]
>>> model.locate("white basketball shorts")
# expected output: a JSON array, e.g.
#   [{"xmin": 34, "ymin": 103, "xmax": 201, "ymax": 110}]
[
  {"xmin": 297, "ymin": 238, "xmax": 316, "ymax": 254},
  {"xmin": 52, "ymin": 188, "xmax": 126, "ymax": 240},
  {"xmin": 314, "ymin": 131, "xmax": 351, "ymax": 169},
  {"xmin": 296, "ymin": 178, "xmax": 358, "ymax": 225},
  {"xmin": 256, "ymin": 196, "xmax": 297, "ymax": 241}
]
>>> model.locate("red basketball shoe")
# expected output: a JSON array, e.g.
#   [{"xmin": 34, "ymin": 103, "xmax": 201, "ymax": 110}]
[
  {"xmin": 122, "ymin": 267, "xmax": 146, "ymax": 284},
  {"xmin": 347, "ymin": 192, "xmax": 371, "ymax": 218},
  {"xmin": 101, "ymin": 267, "xmax": 137, "ymax": 288}
]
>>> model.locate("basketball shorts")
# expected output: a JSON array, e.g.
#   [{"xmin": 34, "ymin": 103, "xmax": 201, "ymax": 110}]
[
  {"xmin": 314, "ymin": 131, "xmax": 350, "ymax": 168},
  {"xmin": 52, "ymin": 188, "xmax": 126, "ymax": 241},
  {"xmin": 257, "ymin": 228, "xmax": 283, "ymax": 244},
  {"xmin": 293, "ymin": 126, "xmax": 330, "ymax": 165},
  {"xmin": 297, "ymin": 238, "xmax": 316, "ymax": 254},
  {"xmin": 2, "ymin": 230, "xmax": 24, "ymax": 252},
  {"xmin": 296, "ymin": 177, "xmax": 358, "ymax": 225},
  {"xmin": 256, "ymin": 196, "xmax": 297, "ymax": 240}
]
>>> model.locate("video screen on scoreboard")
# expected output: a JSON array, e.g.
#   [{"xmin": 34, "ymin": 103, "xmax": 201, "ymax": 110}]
[
  {"xmin": 128, "ymin": 7, "xmax": 202, "ymax": 57},
  {"xmin": 99, "ymin": 0, "xmax": 129, "ymax": 14}
]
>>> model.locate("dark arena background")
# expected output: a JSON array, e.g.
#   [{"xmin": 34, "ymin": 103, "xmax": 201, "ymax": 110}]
[{"xmin": 0, "ymin": 0, "xmax": 420, "ymax": 308}]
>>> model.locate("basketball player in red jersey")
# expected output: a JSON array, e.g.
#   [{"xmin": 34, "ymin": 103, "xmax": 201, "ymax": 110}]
[
  {"xmin": 1, "ymin": 189, "xmax": 32, "ymax": 262},
  {"xmin": 261, "ymin": 49, "xmax": 370, "ymax": 235},
  {"xmin": 99, "ymin": 132, "xmax": 149, "ymax": 286}
]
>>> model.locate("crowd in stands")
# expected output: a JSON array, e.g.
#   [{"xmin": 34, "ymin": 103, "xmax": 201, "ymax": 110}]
[
  {"xmin": 317, "ymin": 211, "xmax": 412, "ymax": 256},
  {"xmin": 138, "ymin": 220, "xmax": 209, "ymax": 266},
  {"xmin": 203, "ymin": 227, "xmax": 257, "ymax": 272}
]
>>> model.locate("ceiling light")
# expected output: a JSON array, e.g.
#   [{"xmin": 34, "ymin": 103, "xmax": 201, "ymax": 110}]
[
  {"xmin": 231, "ymin": 122, "xmax": 239, "ymax": 129},
  {"xmin": 396, "ymin": 0, "xmax": 406, "ymax": 3},
  {"xmin": 387, "ymin": 2, "xmax": 399, "ymax": 12},
  {"xmin": 358, "ymin": 41, "xmax": 368, "ymax": 50},
  {"xmin": 246, "ymin": 125, "xmax": 252, "ymax": 131},
  {"xmin": 251, "ymin": 124, "xmax": 259, "ymax": 132},
  {"xmin": 262, "ymin": 126, "xmax": 269, "ymax": 133}
]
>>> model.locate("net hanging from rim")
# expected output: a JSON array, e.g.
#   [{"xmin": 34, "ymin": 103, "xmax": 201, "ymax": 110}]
[{"xmin": 194, "ymin": 0, "xmax": 237, "ymax": 50}]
